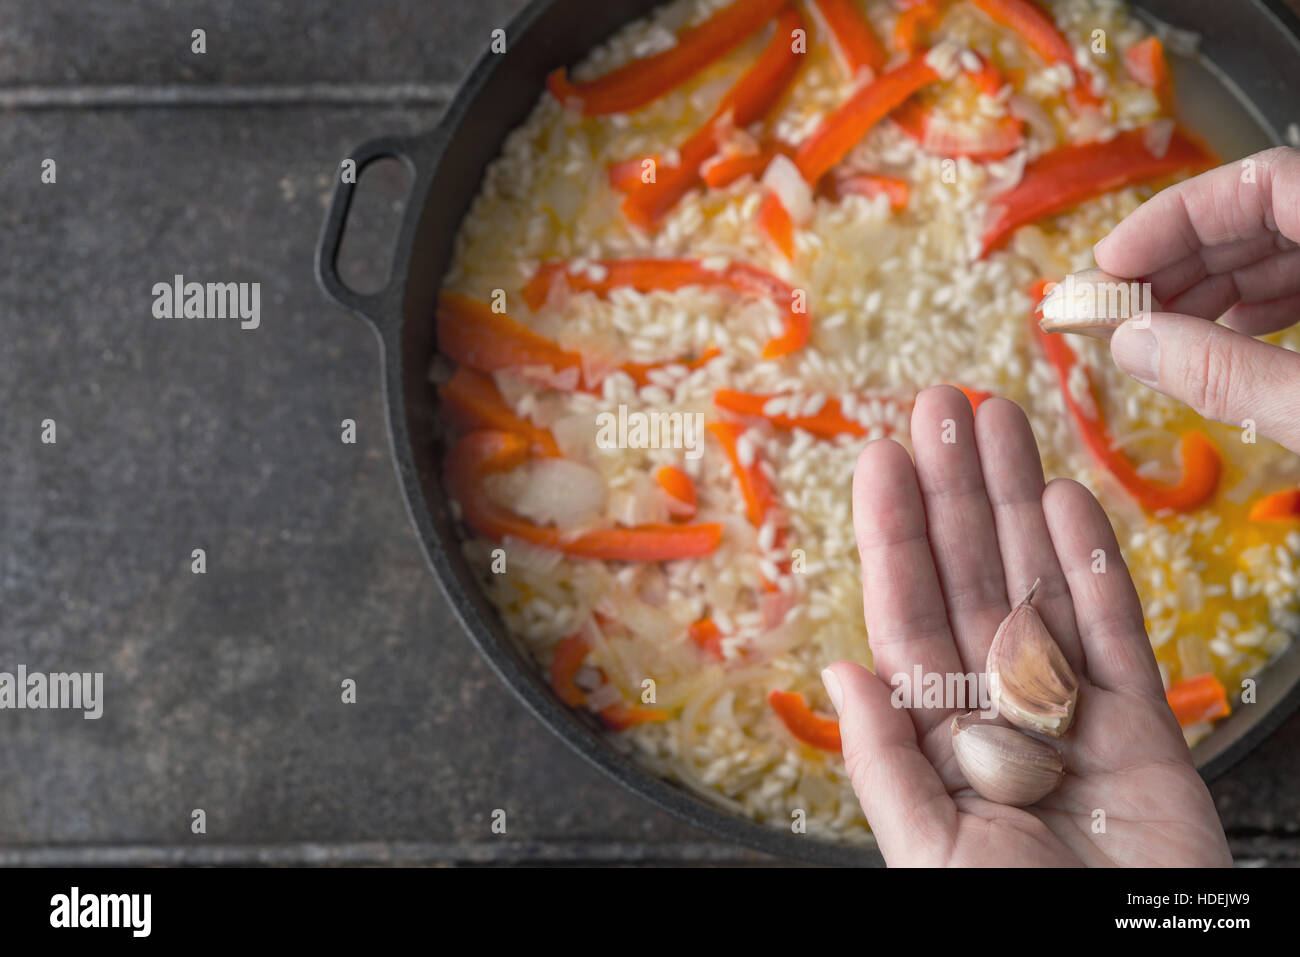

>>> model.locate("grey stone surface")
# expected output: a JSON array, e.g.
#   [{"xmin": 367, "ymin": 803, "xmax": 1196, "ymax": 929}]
[
  {"xmin": 0, "ymin": 0, "xmax": 1298, "ymax": 866},
  {"xmin": 0, "ymin": 98, "xmax": 774, "ymax": 861},
  {"xmin": 0, "ymin": 0, "xmax": 527, "ymax": 87}
]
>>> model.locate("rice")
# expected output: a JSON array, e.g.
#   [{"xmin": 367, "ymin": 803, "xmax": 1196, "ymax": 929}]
[{"xmin": 440, "ymin": 0, "xmax": 1300, "ymax": 839}]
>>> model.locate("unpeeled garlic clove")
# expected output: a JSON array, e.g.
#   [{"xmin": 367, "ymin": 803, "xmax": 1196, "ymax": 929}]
[
  {"xmin": 987, "ymin": 579, "xmax": 1079, "ymax": 737},
  {"xmin": 1037, "ymin": 267, "xmax": 1162, "ymax": 340},
  {"xmin": 950, "ymin": 712, "xmax": 1065, "ymax": 807}
]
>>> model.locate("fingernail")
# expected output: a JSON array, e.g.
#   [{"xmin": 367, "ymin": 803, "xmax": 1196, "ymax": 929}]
[
  {"xmin": 821, "ymin": 668, "xmax": 843, "ymax": 715},
  {"xmin": 1111, "ymin": 319, "xmax": 1161, "ymax": 388}
]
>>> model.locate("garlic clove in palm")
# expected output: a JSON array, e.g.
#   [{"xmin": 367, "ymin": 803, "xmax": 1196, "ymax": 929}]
[
  {"xmin": 987, "ymin": 579, "xmax": 1079, "ymax": 737},
  {"xmin": 1037, "ymin": 267, "xmax": 1162, "ymax": 340},
  {"xmin": 950, "ymin": 712, "xmax": 1065, "ymax": 807}
]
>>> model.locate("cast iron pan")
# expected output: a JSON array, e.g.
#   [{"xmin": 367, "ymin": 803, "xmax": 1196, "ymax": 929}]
[{"xmin": 317, "ymin": 0, "xmax": 1300, "ymax": 865}]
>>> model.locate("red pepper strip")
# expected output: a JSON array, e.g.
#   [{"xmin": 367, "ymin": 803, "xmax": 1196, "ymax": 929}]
[
  {"xmin": 1029, "ymin": 281, "xmax": 1222, "ymax": 512},
  {"xmin": 757, "ymin": 191, "xmax": 796, "ymax": 259},
  {"xmin": 891, "ymin": 52, "xmax": 1021, "ymax": 160},
  {"xmin": 824, "ymin": 172, "xmax": 911, "ymax": 210},
  {"xmin": 812, "ymin": 0, "xmax": 887, "ymax": 76},
  {"xmin": 550, "ymin": 634, "xmax": 671, "ymax": 729},
  {"xmin": 1124, "ymin": 36, "xmax": 1172, "ymax": 107},
  {"xmin": 446, "ymin": 430, "xmax": 724, "ymax": 560},
  {"xmin": 708, "ymin": 421, "xmax": 780, "ymax": 528},
  {"xmin": 1166, "ymin": 673, "xmax": 1230, "ymax": 728},
  {"xmin": 967, "ymin": 0, "xmax": 1101, "ymax": 107},
  {"xmin": 688, "ymin": 617, "xmax": 725, "ymax": 660},
  {"xmin": 441, "ymin": 292, "xmax": 723, "ymax": 390},
  {"xmin": 439, "ymin": 365, "xmax": 562, "ymax": 456},
  {"xmin": 893, "ymin": 0, "xmax": 941, "ymax": 54},
  {"xmin": 621, "ymin": 347, "xmax": 721, "ymax": 389},
  {"xmin": 549, "ymin": 634, "xmax": 591, "ymax": 707},
  {"xmin": 547, "ymin": 0, "xmax": 788, "ymax": 116},
  {"xmin": 656, "ymin": 465, "xmax": 698, "ymax": 518},
  {"xmin": 768, "ymin": 690, "xmax": 843, "ymax": 751},
  {"xmin": 701, "ymin": 139, "xmax": 793, "ymax": 188},
  {"xmin": 619, "ymin": 6, "xmax": 805, "ymax": 228},
  {"xmin": 609, "ymin": 156, "xmax": 650, "ymax": 193},
  {"xmin": 980, "ymin": 127, "xmax": 1216, "ymax": 257},
  {"xmin": 795, "ymin": 56, "xmax": 940, "ymax": 184},
  {"xmin": 714, "ymin": 388, "xmax": 877, "ymax": 438},
  {"xmin": 600, "ymin": 702, "xmax": 674, "ymax": 730},
  {"xmin": 439, "ymin": 291, "xmax": 584, "ymax": 378},
  {"xmin": 1249, "ymin": 489, "xmax": 1300, "ymax": 522},
  {"xmin": 523, "ymin": 259, "xmax": 811, "ymax": 359},
  {"xmin": 892, "ymin": 99, "xmax": 1023, "ymax": 160},
  {"xmin": 709, "ymin": 421, "xmax": 791, "ymax": 591},
  {"xmin": 948, "ymin": 384, "xmax": 994, "ymax": 412}
]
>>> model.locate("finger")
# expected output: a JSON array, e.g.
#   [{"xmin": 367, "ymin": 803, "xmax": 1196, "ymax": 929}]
[
  {"xmin": 1199, "ymin": 231, "xmax": 1298, "ymax": 273},
  {"xmin": 1144, "ymin": 231, "xmax": 1289, "ymax": 310},
  {"xmin": 910, "ymin": 385, "xmax": 1008, "ymax": 673},
  {"xmin": 1041, "ymin": 478, "xmax": 1163, "ymax": 698},
  {"xmin": 973, "ymin": 398, "xmax": 1083, "ymax": 672},
  {"xmin": 1095, "ymin": 147, "xmax": 1300, "ymax": 278},
  {"xmin": 824, "ymin": 662, "xmax": 956, "ymax": 865},
  {"xmin": 1221, "ymin": 290, "xmax": 1300, "ymax": 336},
  {"xmin": 1109, "ymin": 311, "xmax": 1300, "ymax": 454},
  {"xmin": 853, "ymin": 437, "xmax": 963, "ymax": 740},
  {"xmin": 1163, "ymin": 273, "xmax": 1240, "ymax": 322},
  {"xmin": 1230, "ymin": 246, "xmax": 1300, "ymax": 304},
  {"xmin": 1164, "ymin": 247, "xmax": 1300, "ymax": 320}
]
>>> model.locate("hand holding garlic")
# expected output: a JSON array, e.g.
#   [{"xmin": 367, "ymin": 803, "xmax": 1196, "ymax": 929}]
[
  {"xmin": 1092, "ymin": 148, "xmax": 1300, "ymax": 458},
  {"xmin": 1037, "ymin": 267, "xmax": 1161, "ymax": 341},
  {"xmin": 823, "ymin": 386, "xmax": 1231, "ymax": 866}
]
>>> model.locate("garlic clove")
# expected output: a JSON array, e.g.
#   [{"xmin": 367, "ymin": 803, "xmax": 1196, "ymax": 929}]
[
  {"xmin": 950, "ymin": 712, "xmax": 1065, "ymax": 807},
  {"xmin": 1037, "ymin": 267, "xmax": 1162, "ymax": 340},
  {"xmin": 987, "ymin": 579, "xmax": 1079, "ymax": 738}
]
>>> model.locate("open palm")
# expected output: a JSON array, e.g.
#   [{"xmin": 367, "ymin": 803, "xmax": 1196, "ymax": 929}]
[{"xmin": 825, "ymin": 385, "xmax": 1231, "ymax": 867}]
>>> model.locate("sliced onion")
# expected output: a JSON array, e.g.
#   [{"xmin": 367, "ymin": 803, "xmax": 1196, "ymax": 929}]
[
  {"xmin": 982, "ymin": 149, "xmax": 1027, "ymax": 196},
  {"xmin": 1070, "ymin": 105, "xmax": 1113, "ymax": 145},
  {"xmin": 584, "ymin": 682, "xmax": 624, "ymax": 711},
  {"xmin": 513, "ymin": 363, "xmax": 581, "ymax": 392},
  {"xmin": 1142, "ymin": 118, "xmax": 1176, "ymax": 159},
  {"xmin": 761, "ymin": 154, "xmax": 814, "ymax": 226},
  {"xmin": 491, "ymin": 371, "xmax": 532, "ymax": 410},
  {"xmin": 597, "ymin": 590, "xmax": 679, "ymax": 643},
  {"xmin": 760, "ymin": 588, "xmax": 796, "ymax": 630},
  {"xmin": 579, "ymin": 350, "xmax": 621, "ymax": 390},
  {"xmin": 662, "ymin": 486, "xmax": 697, "ymax": 518},
  {"xmin": 550, "ymin": 413, "xmax": 599, "ymax": 459},
  {"xmin": 499, "ymin": 534, "xmax": 566, "ymax": 575},
  {"xmin": 635, "ymin": 472, "xmax": 669, "ymax": 525},
  {"xmin": 574, "ymin": 666, "xmax": 604, "ymax": 694},
  {"xmin": 510, "ymin": 458, "xmax": 608, "ymax": 527},
  {"xmin": 710, "ymin": 107, "xmax": 761, "ymax": 158},
  {"xmin": 923, "ymin": 41, "xmax": 964, "ymax": 82},
  {"xmin": 608, "ymin": 472, "xmax": 669, "ymax": 527},
  {"xmin": 1008, "ymin": 93, "xmax": 1055, "ymax": 146}
]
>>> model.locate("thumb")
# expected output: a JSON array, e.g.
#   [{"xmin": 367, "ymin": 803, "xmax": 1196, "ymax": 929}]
[
  {"xmin": 1109, "ymin": 312, "xmax": 1300, "ymax": 454},
  {"xmin": 822, "ymin": 662, "xmax": 954, "ymax": 864}
]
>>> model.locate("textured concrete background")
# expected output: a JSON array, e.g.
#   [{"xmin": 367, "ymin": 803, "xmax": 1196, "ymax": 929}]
[{"xmin": 1, "ymin": 0, "xmax": 1299, "ymax": 866}]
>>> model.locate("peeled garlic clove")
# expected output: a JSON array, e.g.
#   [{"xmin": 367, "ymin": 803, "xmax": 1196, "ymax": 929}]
[
  {"xmin": 950, "ymin": 713, "xmax": 1065, "ymax": 807},
  {"xmin": 987, "ymin": 579, "xmax": 1079, "ymax": 737},
  {"xmin": 1037, "ymin": 267, "xmax": 1162, "ymax": 340}
]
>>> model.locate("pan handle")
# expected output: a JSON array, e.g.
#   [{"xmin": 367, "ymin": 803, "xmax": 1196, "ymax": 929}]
[{"xmin": 315, "ymin": 134, "xmax": 426, "ymax": 332}]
